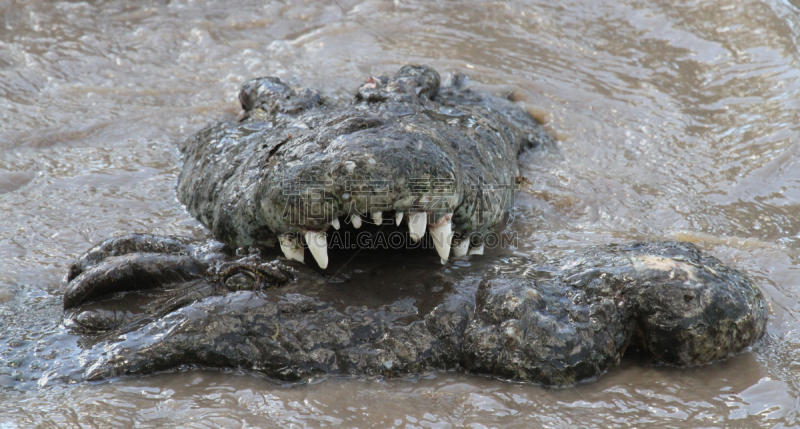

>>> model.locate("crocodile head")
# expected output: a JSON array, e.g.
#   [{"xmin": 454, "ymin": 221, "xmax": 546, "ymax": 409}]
[{"xmin": 177, "ymin": 65, "xmax": 553, "ymax": 269}]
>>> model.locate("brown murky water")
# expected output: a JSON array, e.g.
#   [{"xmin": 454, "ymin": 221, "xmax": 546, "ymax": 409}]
[{"xmin": 1, "ymin": 0, "xmax": 799, "ymax": 427}]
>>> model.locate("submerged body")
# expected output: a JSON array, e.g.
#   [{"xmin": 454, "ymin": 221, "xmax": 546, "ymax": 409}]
[
  {"xmin": 55, "ymin": 66, "xmax": 766, "ymax": 386},
  {"xmin": 63, "ymin": 235, "xmax": 765, "ymax": 386}
]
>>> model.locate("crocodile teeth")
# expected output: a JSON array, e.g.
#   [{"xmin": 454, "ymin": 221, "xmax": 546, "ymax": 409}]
[
  {"xmin": 468, "ymin": 244, "xmax": 484, "ymax": 255},
  {"xmin": 331, "ymin": 218, "xmax": 341, "ymax": 230},
  {"xmin": 395, "ymin": 211, "xmax": 404, "ymax": 225},
  {"xmin": 453, "ymin": 238, "xmax": 469, "ymax": 257},
  {"xmin": 372, "ymin": 211, "xmax": 383, "ymax": 225},
  {"xmin": 305, "ymin": 231, "xmax": 328, "ymax": 269},
  {"xmin": 408, "ymin": 212, "xmax": 427, "ymax": 243},
  {"xmin": 430, "ymin": 219, "xmax": 453, "ymax": 261},
  {"xmin": 351, "ymin": 214, "xmax": 362, "ymax": 229},
  {"xmin": 279, "ymin": 234, "xmax": 304, "ymax": 264}
]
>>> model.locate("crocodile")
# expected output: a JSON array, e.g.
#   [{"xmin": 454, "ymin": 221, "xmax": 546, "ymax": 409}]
[{"xmin": 54, "ymin": 65, "xmax": 767, "ymax": 386}]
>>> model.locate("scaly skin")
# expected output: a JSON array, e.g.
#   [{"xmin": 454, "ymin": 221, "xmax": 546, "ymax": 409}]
[
  {"xmin": 44, "ymin": 65, "xmax": 768, "ymax": 386},
  {"xmin": 177, "ymin": 65, "xmax": 552, "ymax": 258},
  {"xmin": 60, "ymin": 236, "xmax": 766, "ymax": 386}
]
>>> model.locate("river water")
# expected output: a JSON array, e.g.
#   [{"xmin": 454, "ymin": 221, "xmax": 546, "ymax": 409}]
[{"xmin": 1, "ymin": 0, "xmax": 799, "ymax": 427}]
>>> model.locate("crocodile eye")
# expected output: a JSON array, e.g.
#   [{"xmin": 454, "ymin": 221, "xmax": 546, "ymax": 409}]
[
  {"xmin": 224, "ymin": 272, "xmax": 257, "ymax": 291},
  {"xmin": 67, "ymin": 309, "xmax": 128, "ymax": 334}
]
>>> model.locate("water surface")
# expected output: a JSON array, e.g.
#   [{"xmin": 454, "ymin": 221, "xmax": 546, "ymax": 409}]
[{"xmin": 1, "ymin": 0, "xmax": 799, "ymax": 427}]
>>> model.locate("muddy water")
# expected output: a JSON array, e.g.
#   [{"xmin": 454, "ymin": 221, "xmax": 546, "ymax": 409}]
[{"xmin": 1, "ymin": 0, "xmax": 799, "ymax": 426}]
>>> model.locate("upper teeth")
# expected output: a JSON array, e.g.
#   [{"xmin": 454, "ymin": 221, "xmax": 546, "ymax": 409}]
[
  {"xmin": 453, "ymin": 238, "xmax": 469, "ymax": 257},
  {"xmin": 280, "ymin": 211, "xmax": 483, "ymax": 268},
  {"xmin": 305, "ymin": 230, "xmax": 328, "ymax": 269},
  {"xmin": 429, "ymin": 218, "xmax": 453, "ymax": 261},
  {"xmin": 468, "ymin": 244, "xmax": 484, "ymax": 255},
  {"xmin": 351, "ymin": 214, "xmax": 362, "ymax": 229},
  {"xmin": 408, "ymin": 212, "xmax": 427, "ymax": 243},
  {"xmin": 279, "ymin": 234, "xmax": 304, "ymax": 263}
]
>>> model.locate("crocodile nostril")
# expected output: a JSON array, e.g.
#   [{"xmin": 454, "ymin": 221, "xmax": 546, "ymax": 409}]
[{"xmin": 224, "ymin": 272, "xmax": 257, "ymax": 291}]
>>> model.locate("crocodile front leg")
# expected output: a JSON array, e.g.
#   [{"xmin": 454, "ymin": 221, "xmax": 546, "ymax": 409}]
[{"xmin": 63, "ymin": 234, "xmax": 293, "ymax": 334}]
